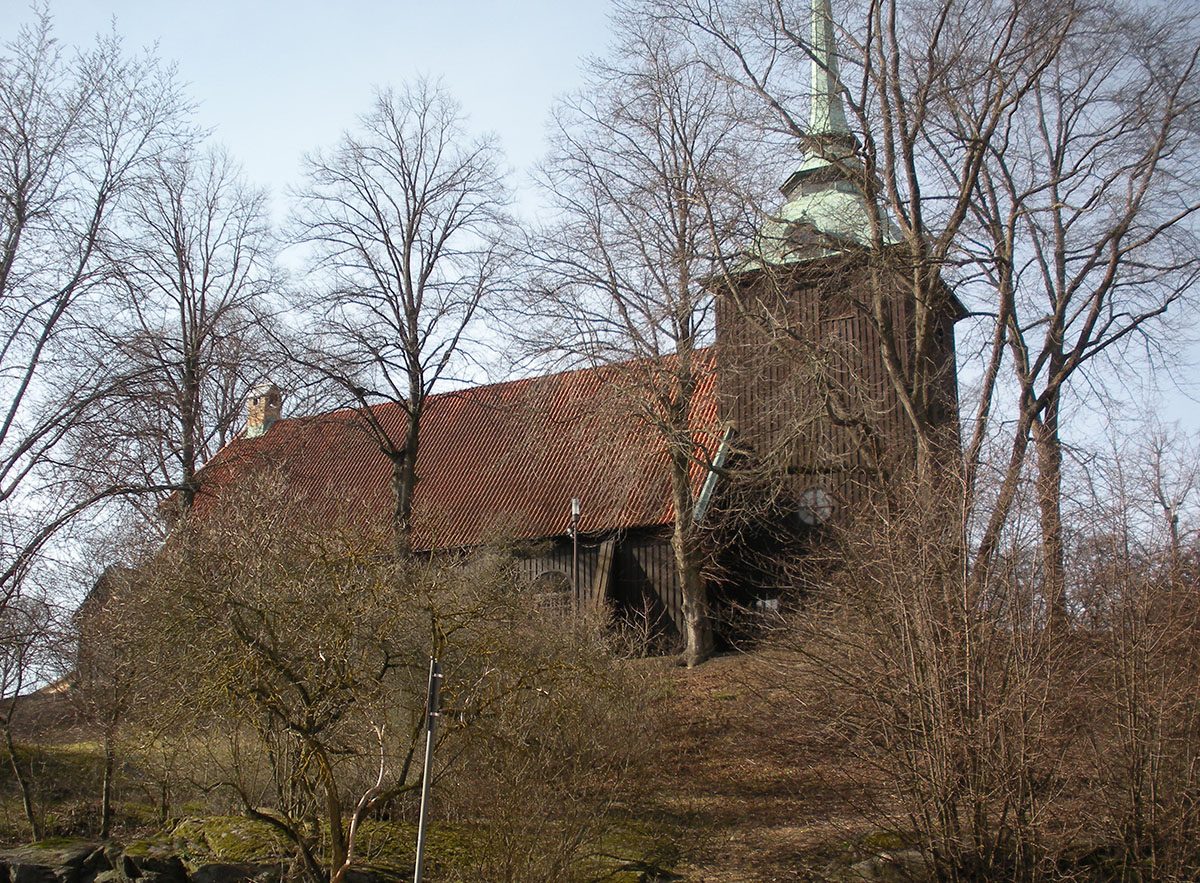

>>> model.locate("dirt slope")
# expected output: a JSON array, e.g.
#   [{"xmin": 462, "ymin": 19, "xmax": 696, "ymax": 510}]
[{"xmin": 640, "ymin": 652, "xmax": 891, "ymax": 882}]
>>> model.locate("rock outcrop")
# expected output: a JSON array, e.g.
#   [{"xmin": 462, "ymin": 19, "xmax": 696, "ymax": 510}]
[{"xmin": 0, "ymin": 843, "xmax": 402, "ymax": 883}]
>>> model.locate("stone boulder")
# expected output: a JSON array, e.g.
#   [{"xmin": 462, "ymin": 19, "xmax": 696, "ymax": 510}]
[
  {"xmin": 187, "ymin": 863, "xmax": 284, "ymax": 883},
  {"xmin": 840, "ymin": 849, "xmax": 929, "ymax": 881},
  {"xmin": 0, "ymin": 842, "xmax": 110, "ymax": 883},
  {"xmin": 120, "ymin": 848, "xmax": 186, "ymax": 883},
  {"xmin": 0, "ymin": 840, "xmax": 405, "ymax": 883}
]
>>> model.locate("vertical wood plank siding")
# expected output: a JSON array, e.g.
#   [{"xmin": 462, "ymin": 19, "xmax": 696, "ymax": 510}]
[
  {"xmin": 512, "ymin": 539, "xmax": 596, "ymax": 608},
  {"xmin": 513, "ymin": 529, "xmax": 683, "ymax": 636},
  {"xmin": 715, "ymin": 256, "xmax": 961, "ymax": 514},
  {"xmin": 617, "ymin": 530, "xmax": 683, "ymax": 634}
]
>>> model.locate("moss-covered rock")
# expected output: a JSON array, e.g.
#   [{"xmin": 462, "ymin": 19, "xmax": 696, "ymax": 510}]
[
  {"xmin": 168, "ymin": 819, "xmax": 290, "ymax": 866},
  {"xmin": 0, "ymin": 814, "xmax": 686, "ymax": 883},
  {"xmin": 93, "ymin": 870, "xmax": 130, "ymax": 883}
]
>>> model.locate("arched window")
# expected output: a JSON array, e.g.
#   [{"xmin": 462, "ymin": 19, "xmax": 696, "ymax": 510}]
[{"xmin": 531, "ymin": 570, "xmax": 572, "ymax": 618}]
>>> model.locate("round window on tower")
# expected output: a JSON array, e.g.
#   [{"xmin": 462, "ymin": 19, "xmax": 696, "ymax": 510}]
[{"xmin": 797, "ymin": 485, "xmax": 834, "ymax": 527}]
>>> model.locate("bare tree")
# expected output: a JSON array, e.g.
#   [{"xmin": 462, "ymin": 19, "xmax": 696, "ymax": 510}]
[
  {"xmin": 962, "ymin": 2, "xmax": 1200, "ymax": 617},
  {"xmin": 526, "ymin": 22, "xmax": 761, "ymax": 667},
  {"xmin": 0, "ymin": 13, "xmax": 187, "ymax": 595},
  {"xmin": 72, "ymin": 563, "xmax": 157, "ymax": 839},
  {"xmin": 1137, "ymin": 426, "xmax": 1200, "ymax": 574},
  {"xmin": 0, "ymin": 590, "xmax": 54, "ymax": 841},
  {"xmin": 1063, "ymin": 441, "xmax": 1200, "ymax": 879},
  {"xmin": 289, "ymin": 80, "xmax": 512, "ymax": 558},
  {"xmin": 609, "ymin": 1, "xmax": 1200, "ymax": 871},
  {"xmin": 649, "ymin": 0, "xmax": 1200, "ymax": 619},
  {"xmin": 125, "ymin": 480, "xmax": 430, "ymax": 883},
  {"xmin": 82, "ymin": 144, "xmax": 277, "ymax": 525}
]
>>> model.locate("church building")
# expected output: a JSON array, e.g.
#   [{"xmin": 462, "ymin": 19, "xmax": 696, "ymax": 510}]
[{"xmin": 188, "ymin": 0, "xmax": 962, "ymax": 642}]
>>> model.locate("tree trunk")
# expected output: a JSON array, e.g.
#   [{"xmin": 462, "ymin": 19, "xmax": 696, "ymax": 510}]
[
  {"xmin": 971, "ymin": 408, "xmax": 1035, "ymax": 592},
  {"xmin": 99, "ymin": 729, "xmax": 115, "ymax": 839},
  {"xmin": 390, "ymin": 457, "xmax": 413, "ymax": 560},
  {"xmin": 322, "ymin": 770, "xmax": 347, "ymax": 881},
  {"xmin": 178, "ymin": 351, "xmax": 201, "ymax": 513},
  {"xmin": 159, "ymin": 777, "xmax": 169, "ymax": 824},
  {"xmin": 390, "ymin": 411, "xmax": 420, "ymax": 560},
  {"xmin": 4, "ymin": 704, "xmax": 41, "ymax": 842},
  {"xmin": 670, "ymin": 448, "xmax": 712, "ymax": 668},
  {"xmin": 1032, "ymin": 395, "xmax": 1068, "ymax": 629}
]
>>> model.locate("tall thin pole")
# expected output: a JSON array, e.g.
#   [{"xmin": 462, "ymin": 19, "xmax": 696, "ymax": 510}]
[
  {"xmin": 570, "ymin": 497, "xmax": 581, "ymax": 606},
  {"xmin": 413, "ymin": 657, "xmax": 442, "ymax": 883}
]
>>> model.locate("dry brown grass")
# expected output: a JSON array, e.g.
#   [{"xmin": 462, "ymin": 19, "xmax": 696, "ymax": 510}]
[{"xmin": 639, "ymin": 651, "xmax": 894, "ymax": 881}]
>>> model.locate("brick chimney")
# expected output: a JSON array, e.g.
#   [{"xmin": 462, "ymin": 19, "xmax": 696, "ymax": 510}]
[{"xmin": 245, "ymin": 383, "xmax": 282, "ymax": 438}]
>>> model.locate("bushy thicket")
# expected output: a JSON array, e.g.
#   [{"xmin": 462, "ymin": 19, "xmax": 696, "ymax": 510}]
[
  {"xmin": 777, "ymin": 481, "xmax": 1200, "ymax": 882},
  {"xmin": 72, "ymin": 478, "xmax": 665, "ymax": 883}
]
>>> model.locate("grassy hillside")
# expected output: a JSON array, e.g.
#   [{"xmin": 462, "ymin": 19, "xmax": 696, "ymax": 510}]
[
  {"xmin": 635, "ymin": 653, "xmax": 897, "ymax": 882},
  {"xmin": 0, "ymin": 650, "xmax": 904, "ymax": 881}
]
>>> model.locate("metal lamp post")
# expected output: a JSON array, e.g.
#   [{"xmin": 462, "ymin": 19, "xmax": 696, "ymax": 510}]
[
  {"xmin": 413, "ymin": 657, "xmax": 442, "ymax": 883},
  {"xmin": 570, "ymin": 497, "xmax": 581, "ymax": 603}
]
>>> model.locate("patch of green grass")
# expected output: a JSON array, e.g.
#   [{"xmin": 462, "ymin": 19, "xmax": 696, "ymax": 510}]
[
  {"xmin": 858, "ymin": 829, "xmax": 912, "ymax": 852},
  {"xmin": 581, "ymin": 819, "xmax": 685, "ymax": 880},
  {"xmin": 0, "ymin": 743, "xmax": 104, "ymax": 802},
  {"xmin": 30, "ymin": 836, "xmax": 84, "ymax": 848}
]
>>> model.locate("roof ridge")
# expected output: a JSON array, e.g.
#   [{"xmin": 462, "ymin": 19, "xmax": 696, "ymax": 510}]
[{"xmin": 264, "ymin": 344, "xmax": 718, "ymax": 430}]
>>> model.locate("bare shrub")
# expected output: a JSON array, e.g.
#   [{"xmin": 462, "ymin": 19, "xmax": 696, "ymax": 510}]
[
  {"xmin": 774, "ymin": 480, "xmax": 1087, "ymax": 881},
  {"xmin": 434, "ymin": 609, "xmax": 666, "ymax": 882},
  {"xmin": 1067, "ymin": 456, "xmax": 1200, "ymax": 880},
  {"xmin": 760, "ymin": 453, "xmax": 1200, "ymax": 882},
  {"xmin": 104, "ymin": 475, "xmax": 662, "ymax": 881},
  {"xmin": 1080, "ymin": 547, "xmax": 1200, "ymax": 879}
]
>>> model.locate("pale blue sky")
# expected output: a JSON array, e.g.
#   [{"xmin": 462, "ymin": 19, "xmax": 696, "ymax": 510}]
[
  {"xmin": 3, "ymin": 1, "xmax": 615, "ymax": 215},
  {"xmin": 4, "ymin": 0, "xmax": 1197, "ymax": 436}
]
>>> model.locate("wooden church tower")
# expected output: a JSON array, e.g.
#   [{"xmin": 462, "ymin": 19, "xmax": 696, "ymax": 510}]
[{"xmin": 716, "ymin": 0, "xmax": 964, "ymax": 526}]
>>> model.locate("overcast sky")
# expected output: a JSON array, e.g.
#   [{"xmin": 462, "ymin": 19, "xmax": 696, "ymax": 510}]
[{"xmin": 2, "ymin": 1, "xmax": 615, "ymax": 217}]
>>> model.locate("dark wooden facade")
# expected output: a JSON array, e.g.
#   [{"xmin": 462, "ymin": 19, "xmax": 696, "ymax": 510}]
[
  {"xmin": 506, "ymin": 251, "xmax": 966, "ymax": 637},
  {"xmin": 715, "ymin": 251, "xmax": 963, "ymax": 517},
  {"xmin": 512, "ymin": 528, "xmax": 685, "ymax": 638}
]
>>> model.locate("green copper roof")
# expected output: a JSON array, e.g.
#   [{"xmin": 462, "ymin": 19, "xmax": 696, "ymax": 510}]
[
  {"xmin": 808, "ymin": 0, "xmax": 851, "ymax": 140},
  {"xmin": 754, "ymin": 179, "xmax": 899, "ymax": 266},
  {"xmin": 747, "ymin": 0, "xmax": 899, "ymax": 268}
]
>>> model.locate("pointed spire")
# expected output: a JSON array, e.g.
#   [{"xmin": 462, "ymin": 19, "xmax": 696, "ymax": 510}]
[
  {"xmin": 780, "ymin": 0, "xmax": 858, "ymax": 196},
  {"xmin": 809, "ymin": 0, "xmax": 851, "ymax": 138},
  {"xmin": 749, "ymin": 0, "xmax": 898, "ymax": 265}
]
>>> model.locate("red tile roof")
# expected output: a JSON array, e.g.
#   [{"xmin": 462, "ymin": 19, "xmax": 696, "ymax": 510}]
[{"xmin": 193, "ymin": 351, "xmax": 722, "ymax": 551}]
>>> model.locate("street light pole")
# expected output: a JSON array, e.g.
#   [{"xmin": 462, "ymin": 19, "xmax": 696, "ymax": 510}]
[
  {"xmin": 413, "ymin": 657, "xmax": 442, "ymax": 883},
  {"xmin": 570, "ymin": 497, "xmax": 581, "ymax": 605}
]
